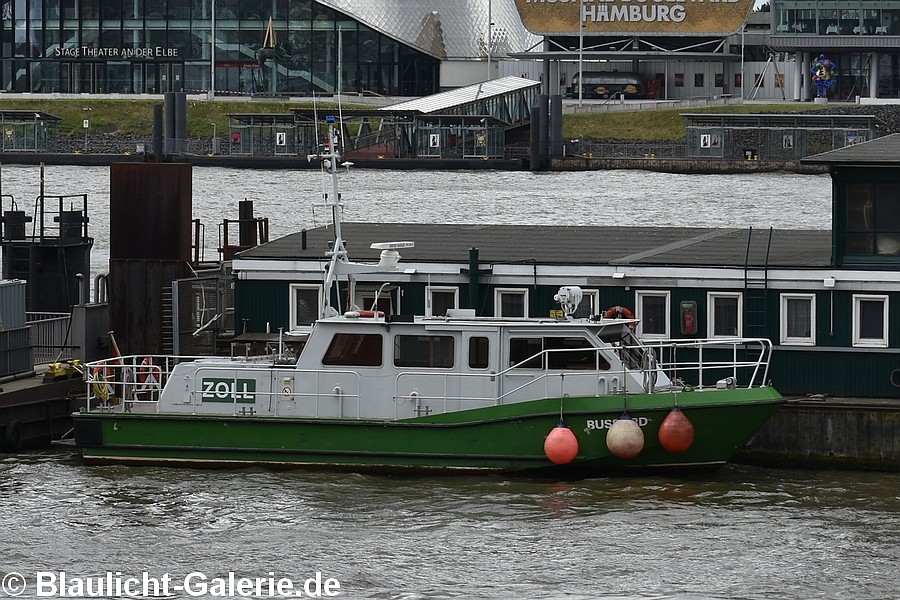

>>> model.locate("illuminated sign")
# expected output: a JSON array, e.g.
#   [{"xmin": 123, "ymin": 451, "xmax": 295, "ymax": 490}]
[{"xmin": 514, "ymin": 0, "xmax": 755, "ymax": 36}]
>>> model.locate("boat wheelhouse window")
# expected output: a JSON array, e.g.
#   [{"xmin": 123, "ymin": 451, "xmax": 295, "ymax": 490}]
[
  {"xmin": 845, "ymin": 183, "xmax": 900, "ymax": 256},
  {"xmin": 322, "ymin": 333, "xmax": 383, "ymax": 366},
  {"xmin": 636, "ymin": 291, "xmax": 669, "ymax": 339},
  {"xmin": 468, "ymin": 336, "xmax": 490, "ymax": 369},
  {"xmin": 289, "ymin": 284, "xmax": 321, "ymax": 329},
  {"xmin": 546, "ymin": 337, "xmax": 609, "ymax": 370},
  {"xmin": 509, "ymin": 338, "xmax": 543, "ymax": 368},
  {"xmin": 394, "ymin": 335, "xmax": 455, "ymax": 368},
  {"xmin": 852, "ymin": 294, "xmax": 888, "ymax": 348},
  {"xmin": 509, "ymin": 337, "xmax": 608, "ymax": 370},
  {"xmin": 495, "ymin": 288, "xmax": 528, "ymax": 317},
  {"xmin": 426, "ymin": 286, "xmax": 459, "ymax": 317},
  {"xmin": 707, "ymin": 292, "xmax": 742, "ymax": 338},
  {"xmin": 780, "ymin": 294, "xmax": 815, "ymax": 346}
]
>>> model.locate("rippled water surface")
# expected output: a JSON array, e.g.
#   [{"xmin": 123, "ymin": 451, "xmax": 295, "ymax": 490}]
[
  {"xmin": 0, "ymin": 165, "xmax": 831, "ymax": 278},
  {"xmin": 1, "ymin": 452, "xmax": 899, "ymax": 599},
  {"xmin": 2, "ymin": 166, "xmax": 877, "ymax": 599}
]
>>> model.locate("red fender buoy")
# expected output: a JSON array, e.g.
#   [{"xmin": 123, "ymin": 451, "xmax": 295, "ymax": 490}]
[
  {"xmin": 606, "ymin": 412, "xmax": 644, "ymax": 459},
  {"xmin": 544, "ymin": 422, "xmax": 579, "ymax": 465},
  {"xmin": 658, "ymin": 406, "xmax": 695, "ymax": 453}
]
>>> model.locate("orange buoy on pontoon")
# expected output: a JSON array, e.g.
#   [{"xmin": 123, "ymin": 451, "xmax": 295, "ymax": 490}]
[
  {"xmin": 658, "ymin": 406, "xmax": 695, "ymax": 453},
  {"xmin": 544, "ymin": 422, "xmax": 579, "ymax": 465},
  {"xmin": 606, "ymin": 412, "xmax": 644, "ymax": 459}
]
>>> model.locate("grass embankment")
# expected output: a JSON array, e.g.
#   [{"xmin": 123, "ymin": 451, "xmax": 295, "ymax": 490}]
[
  {"xmin": 0, "ymin": 98, "xmax": 323, "ymax": 138},
  {"xmin": 0, "ymin": 97, "xmax": 831, "ymax": 142},
  {"xmin": 562, "ymin": 103, "xmax": 830, "ymax": 141}
]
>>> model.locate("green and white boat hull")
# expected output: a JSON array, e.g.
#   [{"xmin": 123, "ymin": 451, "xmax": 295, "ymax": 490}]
[{"xmin": 71, "ymin": 387, "xmax": 783, "ymax": 476}]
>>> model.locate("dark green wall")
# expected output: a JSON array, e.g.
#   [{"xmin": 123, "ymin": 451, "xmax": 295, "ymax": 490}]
[{"xmin": 234, "ymin": 280, "xmax": 291, "ymax": 334}]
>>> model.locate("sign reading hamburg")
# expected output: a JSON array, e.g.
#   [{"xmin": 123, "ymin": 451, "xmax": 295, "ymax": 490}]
[{"xmin": 514, "ymin": 0, "xmax": 755, "ymax": 36}]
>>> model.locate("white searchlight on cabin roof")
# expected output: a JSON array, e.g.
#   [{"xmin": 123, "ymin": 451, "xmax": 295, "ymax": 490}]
[
  {"xmin": 371, "ymin": 241, "xmax": 414, "ymax": 268},
  {"xmin": 554, "ymin": 286, "xmax": 583, "ymax": 318}
]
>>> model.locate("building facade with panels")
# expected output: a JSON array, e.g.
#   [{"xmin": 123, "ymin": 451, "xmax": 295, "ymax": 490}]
[
  {"xmin": 0, "ymin": 0, "xmax": 538, "ymax": 96},
  {"xmin": 770, "ymin": 0, "xmax": 900, "ymax": 101}
]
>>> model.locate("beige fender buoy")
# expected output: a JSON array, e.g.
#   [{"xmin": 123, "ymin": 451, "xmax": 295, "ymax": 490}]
[
  {"xmin": 544, "ymin": 422, "xmax": 579, "ymax": 465},
  {"xmin": 658, "ymin": 406, "xmax": 695, "ymax": 453},
  {"xmin": 606, "ymin": 412, "xmax": 644, "ymax": 459}
]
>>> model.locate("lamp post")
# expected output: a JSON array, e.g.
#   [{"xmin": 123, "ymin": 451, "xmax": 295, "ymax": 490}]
[
  {"xmin": 209, "ymin": 0, "xmax": 216, "ymax": 99},
  {"xmin": 578, "ymin": 3, "xmax": 584, "ymax": 106},
  {"xmin": 486, "ymin": 0, "xmax": 493, "ymax": 80}
]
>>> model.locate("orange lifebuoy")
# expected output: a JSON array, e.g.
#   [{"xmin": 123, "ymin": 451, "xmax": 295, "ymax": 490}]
[
  {"xmin": 358, "ymin": 310, "xmax": 384, "ymax": 318},
  {"xmin": 604, "ymin": 305, "xmax": 637, "ymax": 328},
  {"xmin": 136, "ymin": 357, "xmax": 153, "ymax": 384}
]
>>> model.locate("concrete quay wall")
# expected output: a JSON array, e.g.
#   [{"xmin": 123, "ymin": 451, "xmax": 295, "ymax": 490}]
[
  {"xmin": 737, "ymin": 399, "xmax": 900, "ymax": 472},
  {"xmin": 550, "ymin": 156, "xmax": 829, "ymax": 175}
]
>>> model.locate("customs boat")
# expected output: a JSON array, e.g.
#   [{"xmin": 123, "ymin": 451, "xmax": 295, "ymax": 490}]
[{"xmin": 62, "ymin": 117, "xmax": 783, "ymax": 476}]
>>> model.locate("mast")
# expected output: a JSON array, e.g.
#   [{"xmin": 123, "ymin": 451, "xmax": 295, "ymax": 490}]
[
  {"xmin": 314, "ymin": 115, "xmax": 346, "ymax": 317},
  {"xmin": 310, "ymin": 115, "xmax": 411, "ymax": 318}
]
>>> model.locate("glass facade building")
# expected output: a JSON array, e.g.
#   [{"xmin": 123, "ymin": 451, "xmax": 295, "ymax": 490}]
[
  {"xmin": 0, "ymin": 0, "xmax": 441, "ymax": 95},
  {"xmin": 771, "ymin": 0, "xmax": 900, "ymax": 99}
]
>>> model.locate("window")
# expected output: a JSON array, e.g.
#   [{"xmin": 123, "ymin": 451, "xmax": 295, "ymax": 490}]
[
  {"xmin": 322, "ymin": 333, "xmax": 383, "ymax": 366},
  {"xmin": 495, "ymin": 288, "xmax": 528, "ymax": 317},
  {"xmin": 468, "ymin": 337, "xmax": 490, "ymax": 369},
  {"xmin": 426, "ymin": 286, "xmax": 458, "ymax": 317},
  {"xmin": 636, "ymin": 291, "xmax": 669, "ymax": 339},
  {"xmin": 707, "ymin": 292, "xmax": 742, "ymax": 338},
  {"xmin": 572, "ymin": 289, "xmax": 600, "ymax": 319},
  {"xmin": 394, "ymin": 335, "xmax": 455, "ymax": 368},
  {"xmin": 845, "ymin": 183, "xmax": 900, "ymax": 256},
  {"xmin": 508, "ymin": 337, "xmax": 608, "ymax": 370},
  {"xmin": 852, "ymin": 295, "xmax": 888, "ymax": 347},
  {"xmin": 358, "ymin": 286, "xmax": 395, "ymax": 314},
  {"xmin": 780, "ymin": 294, "xmax": 815, "ymax": 345},
  {"xmin": 545, "ymin": 337, "xmax": 608, "ymax": 370},
  {"xmin": 509, "ymin": 337, "xmax": 543, "ymax": 368},
  {"xmin": 289, "ymin": 284, "xmax": 321, "ymax": 330}
]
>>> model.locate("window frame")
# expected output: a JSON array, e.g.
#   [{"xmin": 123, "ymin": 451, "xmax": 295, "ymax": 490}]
[
  {"xmin": 425, "ymin": 285, "xmax": 459, "ymax": 317},
  {"xmin": 635, "ymin": 290, "xmax": 670, "ymax": 340},
  {"xmin": 495, "ymin": 288, "xmax": 529, "ymax": 317},
  {"xmin": 357, "ymin": 285, "xmax": 397, "ymax": 315},
  {"xmin": 288, "ymin": 283, "xmax": 322, "ymax": 331},
  {"xmin": 572, "ymin": 289, "xmax": 600, "ymax": 319},
  {"xmin": 852, "ymin": 294, "xmax": 889, "ymax": 348},
  {"xmin": 779, "ymin": 293, "xmax": 816, "ymax": 346},
  {"xmin": 707, "ymin": 291, "xmax": 743, "ymax": 338},
  {"xmin": 393, "ymin": 334, "xmax": 455, "ymax": 369}
]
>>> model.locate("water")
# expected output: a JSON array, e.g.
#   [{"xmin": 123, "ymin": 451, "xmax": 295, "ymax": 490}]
[
  {"xmin": 1, "ymin": 451, "xmax": 899, "ymax": 599},
  {"xmin": 0, "ymin": 165, "xmax": 832, "ymax": 279},
  {"xmin": 3, "ymin": 166, "xmax": 882, "ymax": 600}
]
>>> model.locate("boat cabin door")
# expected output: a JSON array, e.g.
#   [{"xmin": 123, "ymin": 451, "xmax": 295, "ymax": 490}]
[{"xmin": 460, "ymin": 331, "xmax": 500, "ymax": 410}]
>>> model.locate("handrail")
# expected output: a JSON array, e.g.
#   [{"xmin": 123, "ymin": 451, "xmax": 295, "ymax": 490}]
[{"xmin": 84, "ymin": 338, "xmax": 772, "ymax": 416}]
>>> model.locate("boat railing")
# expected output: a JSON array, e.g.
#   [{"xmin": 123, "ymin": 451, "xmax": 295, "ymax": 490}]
[
  {"xmin": 188, "ymin": 365, "xmax": 362, "ymax": 417},
  {"xmin": 640, "ymin": 337, "xmax": 773, "ymax": 390},
  {"xmin": 394, "ymin": 337, "xmax": 772, "ymax": 410},
  {"xmin": 83, "ymin": 355, "xmax": 210, "ymax": 412}
]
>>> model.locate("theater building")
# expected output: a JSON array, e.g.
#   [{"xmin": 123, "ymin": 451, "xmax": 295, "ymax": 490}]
[{"xmin": 0, "ymin": 0, "xmax": 537, "ymax": 96}]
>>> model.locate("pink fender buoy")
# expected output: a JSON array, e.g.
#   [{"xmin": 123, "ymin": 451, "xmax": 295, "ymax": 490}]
[
  {"xmin": 606, "ymin": 412, "xmax": 644, "ymax": 459},
  {"xmin": 544, "ymin": 422, "xmax": 579, "ymax": 465},
  {"xmin": 658, "ymin": 406, "xmax": 695, "ymax": 453}
]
